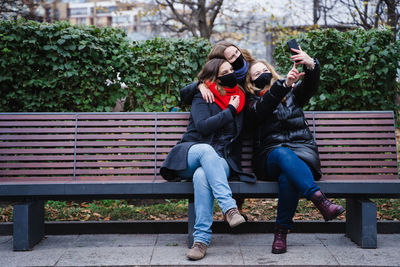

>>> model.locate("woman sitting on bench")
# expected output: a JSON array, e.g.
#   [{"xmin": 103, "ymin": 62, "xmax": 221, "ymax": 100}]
[
  {"xmin": 160, "ymin": 58, "xmax": 255, "ymax": 260},
  {"xmin": 244, "ymin": 47, "xmax": 345, "ymax": 254}
]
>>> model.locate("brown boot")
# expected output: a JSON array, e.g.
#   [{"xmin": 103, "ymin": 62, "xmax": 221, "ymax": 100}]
[
  {"xmin": 272, "ymin": 224, "xmax": 288, "ymax": 254},
  {"xmin": 225, "ymin": 208, "xmax": 246, "ymax": 228},
  {"xmin": 310, "ymin": 190, "xmax": 345, "ymax": 221},
  {"xmin": 186, "ymin": 242, "xmax": 207, "ymax": 260}
]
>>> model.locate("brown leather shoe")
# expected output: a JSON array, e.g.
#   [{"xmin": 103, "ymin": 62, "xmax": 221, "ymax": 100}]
[
  {"xmin": 186, "ymin": 242, "xmax": 207, "ymax": 260},
  {"xmin": 311, "ymin": 190, "xmax": 345, "ymax": 221},
  {"xmin": 271, "ymin": 224, "xmax": 288, "ymax": 254},
  {"xmin": 225, "ymin": 208, "xmax": 246, "ymax": 228}
]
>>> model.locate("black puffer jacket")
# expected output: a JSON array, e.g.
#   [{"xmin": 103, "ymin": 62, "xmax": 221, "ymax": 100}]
[
  {"xmin": 246, "ymin": 59, "xmax": 322, "ymax": 180},
  {"xmin": 160, "ymin": 82, "xmax": 256, "ymax": 183}
]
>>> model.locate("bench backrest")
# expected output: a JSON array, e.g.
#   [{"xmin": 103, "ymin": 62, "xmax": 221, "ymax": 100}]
[{"xmin": 0, "ymin": 111, "xmax": 398, "ymax": 183}]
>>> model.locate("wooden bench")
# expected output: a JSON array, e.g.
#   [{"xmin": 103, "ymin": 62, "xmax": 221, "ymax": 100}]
[{"xmin": 0, "ymin": 111, "xmax": 399, "ymax": 251}]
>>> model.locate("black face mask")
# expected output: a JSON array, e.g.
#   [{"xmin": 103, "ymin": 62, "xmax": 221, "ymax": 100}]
[
  {"xmin": 253, "ymin": 72, "xmax": 273, "ymax": 89},
  {"xmin": 218, "ymin": 72, "xmax": 238, "ymax": 88},
  {"xmin": 231, "ymin": 54, "xmax": 244, "ymax": 70}
]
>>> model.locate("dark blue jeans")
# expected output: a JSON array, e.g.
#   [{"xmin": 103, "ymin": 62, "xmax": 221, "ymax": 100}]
[{"xmin": 265, "ymin": 146, "xmax": 320, "ymax": 229}]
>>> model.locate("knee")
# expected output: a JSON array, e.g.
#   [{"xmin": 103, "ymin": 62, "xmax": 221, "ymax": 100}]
[
  {"xmin": 270, "ymin": 147, "xmax": 296, "ymax": 162},
  {"xmin": 193, "ymin": 144, "xmax": 218, "ymax": 161}
]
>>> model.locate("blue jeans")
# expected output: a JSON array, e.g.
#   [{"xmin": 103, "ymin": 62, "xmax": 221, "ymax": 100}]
[
  {"xmin": 265, "ymin": 147, "xmax": 320, "ymax": 229},
  {"xmin": 175, "ymin": 144, "xmax": 237, "ymax": 246}
]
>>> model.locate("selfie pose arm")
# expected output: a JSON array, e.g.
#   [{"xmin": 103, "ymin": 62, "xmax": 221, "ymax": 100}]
[{"xmin": 290, "ymin": 47, "xmax": 320, "ymax": 107}]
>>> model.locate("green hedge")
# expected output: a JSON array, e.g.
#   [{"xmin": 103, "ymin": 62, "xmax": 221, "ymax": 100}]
[
  {"xmin": 0, "ymin": 19, "xmax": 211, "ymax": 112},
  {"xmin": 273, "ymin": 28, "xmax": 400, "ymax": 115}
]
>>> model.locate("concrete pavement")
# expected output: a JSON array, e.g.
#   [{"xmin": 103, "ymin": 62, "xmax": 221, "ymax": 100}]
[{"xmin": 1, "ymin": 233, "xmax": 400, "ymax": 266}]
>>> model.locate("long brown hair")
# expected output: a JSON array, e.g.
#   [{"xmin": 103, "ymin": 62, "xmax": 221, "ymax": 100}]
[
  {"xmin": 197, "ymin": 58, "xmax": 228, "ymax": 96},
  {"xmin": 208, "ymin": 41, "xmax": 255, "ymax": 63},
  {"xmin": 245, "ymin": 60, "xmax": 281, "ymax": 95}
]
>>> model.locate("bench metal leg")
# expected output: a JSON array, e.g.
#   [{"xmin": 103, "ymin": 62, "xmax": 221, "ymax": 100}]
[
  {"xmin": 345, "ymin": 198, "xmax": 377, "ymax": 249},
  {"xmin": 187, "ymin": 197, "xmax": 195, "ymax": 248},
  {"xmin": 13, "ymin": 200, "xmax": 45, "ymax": 251}
]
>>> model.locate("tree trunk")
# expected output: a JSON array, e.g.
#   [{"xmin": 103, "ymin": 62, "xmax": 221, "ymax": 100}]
[
  {"xmin": 197, "ymin": 0, "xmax": 210, "ymax": 39},
  {"xmin": 384, "ymin": 0, "xmax": 399, "ymax": 36},
  {"xmin": 313, "ymin": 0, "xmax": 320, "ymax": 24}
]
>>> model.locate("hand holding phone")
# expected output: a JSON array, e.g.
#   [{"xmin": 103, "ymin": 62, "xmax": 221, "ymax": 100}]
[{"xmin": 287, "ymin": 39, "xmax": 300, "ymax": 62}]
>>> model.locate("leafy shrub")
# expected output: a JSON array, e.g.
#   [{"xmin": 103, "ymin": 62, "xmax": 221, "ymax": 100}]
[
  {"xmin": 0, "ymin": 19, "xmax": 211, "ymax": 112},
  {"xmin": 121, "ymin": 37, "xmax": 211, "ymax": 111},
  {"xmin": 273, "ymin": 28, "xmax": 400, "ymax": 116}
]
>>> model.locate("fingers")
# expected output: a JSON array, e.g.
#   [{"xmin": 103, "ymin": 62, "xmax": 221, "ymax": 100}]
[{"xmin": 229, "ymin": 95, "xmax": 240, "ymax": 109}]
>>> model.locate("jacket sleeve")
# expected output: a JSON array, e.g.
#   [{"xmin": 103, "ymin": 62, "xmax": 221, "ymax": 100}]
[
  {"xmin": 246, "ymin": 79, "xmax": 290, "ymax": 121},
  {"xmin": 179, "ymin": 81, "xmax": 200, "ymax": 106},
  {"xmin": 191, "ymin": 92, "xmax": 234, "ymax": 136},
  {"xmin": 292, "ymin": 58, "xmax": 320, "ymax": 107}
]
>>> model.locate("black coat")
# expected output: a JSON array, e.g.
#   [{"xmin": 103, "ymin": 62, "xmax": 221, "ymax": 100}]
[
  {"xmin": 246, "ymin": 59, "xmax": 322, "ymax": 181},
  {"xmin": 160, "ymin": 82, "xmax": 256, "ymax": 183}
]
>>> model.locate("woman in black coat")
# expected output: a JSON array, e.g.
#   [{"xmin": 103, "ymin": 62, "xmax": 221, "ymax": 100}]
[
  {"xmin": 160, "ymin": 58, "xmax": 255, "ymax": 260},
  {"xmin": 244, "ymin": 47, "xmax": 345, "ymax": 254}
]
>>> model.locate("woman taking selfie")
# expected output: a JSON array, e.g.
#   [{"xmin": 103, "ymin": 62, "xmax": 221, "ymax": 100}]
[
  {"xmin": 244, "ymin": 47, "xmax": 345, "ymax": 254},
  {"xmin": 161, "ymin": 58, "xmax": 255, "ymax": 260}
]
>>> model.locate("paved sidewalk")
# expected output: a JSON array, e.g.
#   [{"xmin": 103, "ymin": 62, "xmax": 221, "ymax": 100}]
[{"xmin": 1, "ymin": 233, "xmax": 399, "ymax": 266}]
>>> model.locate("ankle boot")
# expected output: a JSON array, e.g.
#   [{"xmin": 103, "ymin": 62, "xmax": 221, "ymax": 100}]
[
  {"xmin": 272, "ymin": 224, "xmax": 288, "ymax": 254},
  {"xmin": 225, "ymin": 208, "xmax": 246, "ymax": 228},
  {"xmin": 310, "ymin": 190, "xmax": 345, "ymax": 221}
]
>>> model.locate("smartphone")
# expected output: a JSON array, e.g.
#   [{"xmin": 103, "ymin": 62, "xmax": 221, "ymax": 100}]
[{"xmin": 287, "ymin": 39, "xmax": 300, "ymax": 62}]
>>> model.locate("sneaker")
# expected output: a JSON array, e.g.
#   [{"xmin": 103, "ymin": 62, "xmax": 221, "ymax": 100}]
[
  {"xmin": 225, "ymin": 208, "xmax": 246, "ymax": 228},
  {"xmin": 186, "ymin": 242, "xmax": 207, "ymax": 260}
]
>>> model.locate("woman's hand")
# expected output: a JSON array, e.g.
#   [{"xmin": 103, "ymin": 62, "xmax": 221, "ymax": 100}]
[
  {"xmin": 229, "ymin": 95, "xmax": 240, "ymax": 109},
  {"xmin": 286, "ymin": 63, "xmax": 305, "ymax": 87},
  {"xmin": 290, "ymin": 46, "xmax": 315, "ymax": 70},
  {"xmin": 198, "ymin": 83, "xmax": 214, "ymax": 103}
]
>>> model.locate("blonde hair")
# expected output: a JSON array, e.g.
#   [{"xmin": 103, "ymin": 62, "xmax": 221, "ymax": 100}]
[
  {"xmin": 208, "ymin": 41, "xmax": 255, "ymax": 63},
  {"xmin": 245, "ymin": 60, "xmax": 281, "ymax": 95}
]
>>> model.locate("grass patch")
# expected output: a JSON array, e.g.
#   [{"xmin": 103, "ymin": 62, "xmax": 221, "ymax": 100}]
[{"xmin": 1, "ymin": 198, "xmax": 399, "ymax": 222}]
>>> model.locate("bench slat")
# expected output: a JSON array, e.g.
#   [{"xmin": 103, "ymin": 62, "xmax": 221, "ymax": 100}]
[
  {"xmin": 313, "ymin": 113, "xmax": 394, "ymax": 119},
  {"xmin": 76, "ymin": 148, "xmax": 155, "ymax": 153},
  {"xmin": 75, "ymin": 176, "xmax": 155, "ymax": 181},
  {"xmin": 315, "ymin": 126, "xmax": 395, "ymax": 132},
  {"xmin": 321, "ymin": 161, "xmax": 398, "ymax": 167},
  {"xmin": 314, "ymin": 119, "xmax": 394, "ymax": 125},
  {"xmin": 321, "ymin": 167, "xmax": 397, "ymax": 174},
  {"xmin": 1, "ymin": 128, "xmax": 75, "ymax": 133},
  {"xmin": 318, "ymin": 147, "xmax": 397, "ymax": 152},
  {"xmin": 0, "ymin": 121, "xmax": 76, "ymax": 126},
  {"xmin": 0, "ymin": 155, "xmax": 74, "ymax": 161},
  {"xmin": 316, "ymin": 140, "xmax": 396, "ymax": 145},
  {"xmin": 78, "ymin": 121, "xmax": 156, "ymax": 126},
  {"xmin": 319, "ymin": 153, "xmax": 396, "ymax": 160},
  {"xmin": 76, "ymin": 155, "xmax": 155, "ymax": 160},
  {"xmin": 76, "ymin": 169, "xmax": 156, "ymax": 174},
  {"xmin": 0, "ymin": 169, "xmax": 74, "ymax": 175},
  {"xmin": 0, "ymin": 134, "xmax": 75, "ymax": 140},
  {"xmin": 0, "ymin": 141, "xmax": 75, "ymax": 147},
  {"xmin": 0, "ymin": 162, "xmax": 73, "ymax": 168},
  {"xmin": 0, "ymin": 177, "xmax": 74, "ymax": 182},
  {"xmin": 0, "ymin": 148, "xmax": 74, "ymax": 154},
  {"xmin": 316, "ymin": 133, "xmax": 395, "ymax": 139},
  {"xmin": 78, "ymin": 114, "xmax": 156, "ymax": 120},
  {"xmin": 321, "ymin": 174, "xmax": 398, "ymax": 180},
  {"xmin": 0, "ymin": 115, "xmax": 76, "ymax": 120},
  {"xmin": 76, "ymin": 162, "xmax": 157, "ymax": 168},
  {"xmin": 76, "ymin": 134, "xmax": 155, "ymax": 140},
  {"xmin": 76, "ymin": 127, "xmax": 156, "ymax": 133}
]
